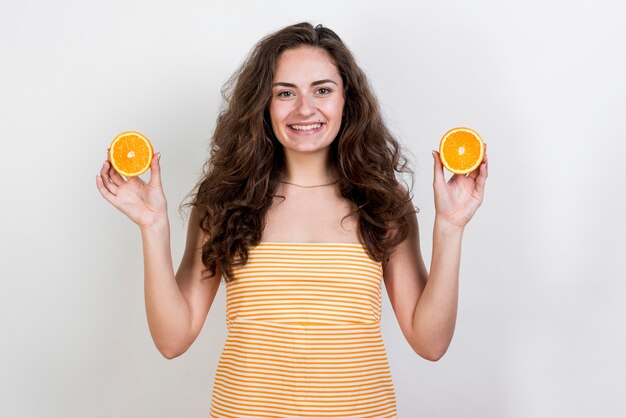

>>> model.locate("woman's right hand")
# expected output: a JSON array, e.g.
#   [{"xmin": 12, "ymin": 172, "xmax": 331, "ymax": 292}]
[{"xmin": 96, "ymin": 151, "xmax": 168, "ymax": 230}]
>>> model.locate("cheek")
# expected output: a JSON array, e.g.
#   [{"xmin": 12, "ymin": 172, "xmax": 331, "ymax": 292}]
[
  {"xmin": 268, "ymin": 104, "xmax": 286, "ymax": 139},
  {"xmin": 332, "ymin": 100, "xmax": 346, "ymax": 120},
  {"xmin": 333, "ymin": 95, "xmax": 345, "ymax": 112},
  {"xmin": 269, "ymin": 102, "xmax": 287, "ymax": 124}
]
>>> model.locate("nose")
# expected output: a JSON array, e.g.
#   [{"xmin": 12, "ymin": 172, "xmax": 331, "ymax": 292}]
[{"xmin": 295, "ymin": 94, "xmax": 315, "ymax": 117}]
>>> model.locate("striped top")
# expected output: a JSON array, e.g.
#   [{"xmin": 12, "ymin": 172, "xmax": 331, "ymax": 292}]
[
  {"xmin": 226, "ymin": 242, "xmax": 384, "ymax": 328},
  {"xmin": 209, "ymin": 242, "xmax": 398, "ymax": 418}
]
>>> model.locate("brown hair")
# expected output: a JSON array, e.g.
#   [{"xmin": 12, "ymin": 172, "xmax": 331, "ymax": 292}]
[{"xmin": 180, "ymin": 22, "xmax": 417, "ymax": 283}]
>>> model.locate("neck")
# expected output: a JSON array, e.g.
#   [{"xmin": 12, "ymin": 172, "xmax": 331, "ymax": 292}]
[{"xmin": 281, "ymin": 151, "xmax": 337, "ymax": 186}]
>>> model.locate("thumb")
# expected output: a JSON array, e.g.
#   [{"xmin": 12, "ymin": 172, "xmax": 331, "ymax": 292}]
[
  {"xmin": 148, "ymin": 152, "xmax": 163, "ymax": 188},
  {"xmin": 432, "ymin": 150, "xmax": 445, "ymax": 188}
]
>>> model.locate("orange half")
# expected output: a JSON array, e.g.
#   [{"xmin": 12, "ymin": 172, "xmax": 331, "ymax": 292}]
[
  {"xmin": 108, "ymin": 131, "xmax": 154, "ymax": 177},
  {"xmin": 439, "ymin": 127, "xmax": 484, "ymax": 174}
]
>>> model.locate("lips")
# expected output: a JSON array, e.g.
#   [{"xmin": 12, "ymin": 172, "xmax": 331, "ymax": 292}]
[{"xmin": 287, "ymin": 122, "xmax": 324, "ymax": 135}]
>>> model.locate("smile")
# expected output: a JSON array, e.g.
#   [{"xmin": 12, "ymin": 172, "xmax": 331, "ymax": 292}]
[{"xmin": 287, "ymin": 123, "xmax": 323, "ymax": 132}]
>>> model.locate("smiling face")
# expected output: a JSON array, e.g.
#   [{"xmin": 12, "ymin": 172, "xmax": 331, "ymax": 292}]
[{"xmin": 269, "ymin": 46, "xmax": 345, "ymax": 154}]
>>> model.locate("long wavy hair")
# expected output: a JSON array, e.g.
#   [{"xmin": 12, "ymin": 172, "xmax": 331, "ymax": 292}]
[{"xmin": 180, "ymin": 22, "xmax": 418, "ymax": 283}]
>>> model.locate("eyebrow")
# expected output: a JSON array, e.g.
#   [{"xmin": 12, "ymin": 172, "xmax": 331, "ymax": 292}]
[{"xmin": 272, "ymin": 79, "xmax": 338, "ymax": 88}]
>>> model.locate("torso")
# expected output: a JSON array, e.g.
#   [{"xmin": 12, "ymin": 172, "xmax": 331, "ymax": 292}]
[{"xmin": 260, "ymin": 184, "xmax": 361, "ymax": 243}]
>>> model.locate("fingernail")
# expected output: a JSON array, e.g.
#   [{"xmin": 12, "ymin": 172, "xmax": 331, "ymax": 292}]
[{"xmin": 157, "ymin": 152, "xmax": 161, "ymax": 159}]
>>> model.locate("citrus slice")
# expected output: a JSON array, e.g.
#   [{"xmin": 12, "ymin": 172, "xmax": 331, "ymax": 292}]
[
  {"xmin": 439, "ymin": 127, "xmax": 484, "ymax": 174},
  {"xmin": 108, "ymin": 131, "xmax": 154, "ymax": 177}
]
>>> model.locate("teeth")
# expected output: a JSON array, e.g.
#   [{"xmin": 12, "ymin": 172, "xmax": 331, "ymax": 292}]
[{"xmin": 290, "ymin": 123, "xmax": 322, "ymax": 131}]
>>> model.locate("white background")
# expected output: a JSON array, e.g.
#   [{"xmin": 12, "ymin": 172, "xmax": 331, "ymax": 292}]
[{"xmin": 1, "ymin": 0, "xmax": 625, "ymax": 417}]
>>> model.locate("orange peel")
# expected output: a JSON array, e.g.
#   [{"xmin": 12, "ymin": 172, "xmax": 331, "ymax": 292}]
[
  {"xmin": 439, "ymin": 127, "xmax": 484, "ymax": 174},
  {"xmin": 108, "ymin": 131, "xmax": 154, "ymax": 177}
]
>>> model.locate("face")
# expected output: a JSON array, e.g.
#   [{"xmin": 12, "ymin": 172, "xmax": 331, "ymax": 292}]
[{"xmin": 269, "ymin": 46, "xmax": 345, "ymax": 154}]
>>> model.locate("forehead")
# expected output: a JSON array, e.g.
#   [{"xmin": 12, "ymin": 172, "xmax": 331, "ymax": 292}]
[{"xmin": 274, "ymin": 46, "xmax": 342, "ymax": 84}]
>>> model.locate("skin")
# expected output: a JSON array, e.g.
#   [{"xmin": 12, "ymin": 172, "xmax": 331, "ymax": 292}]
[
  {"xmin": 94, "ymin": 44, "xmax": 489, "ymax": 361},
  {"xmin": 383, "ymin": 147, "xmax": 488, "ymax": 361},
  {"xmin": 269, "ymin": 45, "xmax": 345, "ymax": 185}
]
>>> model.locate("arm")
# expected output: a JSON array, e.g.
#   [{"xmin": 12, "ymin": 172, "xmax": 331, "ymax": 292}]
[
  {"xmin": 96, "ymin": 153, "xmax": 221, "ymax": 359},
  {"xmin": 384, "ymin": 212, "xmax": 461, "ymax": 361},
  {"xmin": 383, "ymin": 145, "xmax": 488, "ymax": 361},
  {"xmin": 142, "ymin": 206, "xmax": 221, "ymax": 359}
]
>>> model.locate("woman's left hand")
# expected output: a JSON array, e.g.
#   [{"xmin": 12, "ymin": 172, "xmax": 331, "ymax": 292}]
[{"xmin": 432, "ymin": 143, "xmax": 488, "ymax": 229}]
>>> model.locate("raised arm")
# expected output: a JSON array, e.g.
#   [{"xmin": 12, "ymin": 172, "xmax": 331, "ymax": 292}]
[
  {"xmin": 97, "ymin": 152, "xmax": 221, "ymax": 359},
  {"xmin": 142, "ymin": 206, "xmax": 221, "ymax": 359},
  {"xmin": 383, "ymin": 145, "xmax": 488, "ymax": 361}
]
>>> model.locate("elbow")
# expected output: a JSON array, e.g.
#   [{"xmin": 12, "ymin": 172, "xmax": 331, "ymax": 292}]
[
  {"xmin": 150, "ymin": 322, "xmax": 197, "ymax": 359},
  {"xmin": 161, "ymin": 349, "xmax": 183, "ymax": 360},
  {"xmin": 157, "ymin": 342, "xmax": 189, "ymax": 360},
  {"xmin": 419, "ymin": 349, "xmax": 446, "ymax": 362},
  {"xmin": 411, "ymin": 342, "xmax": 449, "ymax": 362}
]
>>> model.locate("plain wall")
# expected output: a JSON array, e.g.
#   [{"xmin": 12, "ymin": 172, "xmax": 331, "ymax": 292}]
[{"xmin": 1, "ymin": 0, "xmax": 625, "ymax": 417}]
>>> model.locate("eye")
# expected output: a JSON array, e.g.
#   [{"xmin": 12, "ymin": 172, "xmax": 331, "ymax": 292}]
[
  {"xmin": 317, "ymin": 87, "xmax": 332, "ymax": 95},
  {"xmin": 277, "ymin": 91, "xmax": 293, "ymax": 98}
]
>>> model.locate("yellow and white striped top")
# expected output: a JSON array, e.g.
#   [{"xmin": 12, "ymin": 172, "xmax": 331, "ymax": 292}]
[{"xmin": 209, "ymin": 242, "xmax": 397, "ymax": 418}]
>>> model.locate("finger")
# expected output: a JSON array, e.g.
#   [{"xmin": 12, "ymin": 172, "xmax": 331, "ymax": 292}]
[
  {"xmin": 99, "ymin": 160, "xmax": 119, "ymax": 195},
  {"xmin": 482, "ymin": 144, "xmax": 488, "ymax": 175},
  {"xmin": 104, "ymin": 160, "xmax": 126, "ymax": 188},
  {"xmin": 127, "ymin": 175, "xmax": 145, "ymax": 187},
  {"xmin": 432, "ymin": 150, "xmax": 445, "ymax": 189},
  {"xmin": 475, "ymin": 153, "xmax": 488, "ymax": 196},
  {"xmin": 106, "ymin": 148, "xmax": 129, "ymax": 187},
  {"xmin": 468, "ymin": 143, "xmax": 488, "ymax": 180},
  {"xmin": 106, "ymin": 160, "xmax": 126, "ymax": 186},
  {"xmin": 96, "ymin": 172, "xmax": 117, "ymax": 199},
  {"xmin": 148, "ymin": 152, "xmax": 162, "ymax": 189}
]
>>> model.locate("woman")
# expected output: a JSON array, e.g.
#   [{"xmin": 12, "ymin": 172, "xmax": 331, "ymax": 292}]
[{"xmin": 96, "ymin": 22, "xmax": 488, "ymax": 418}]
